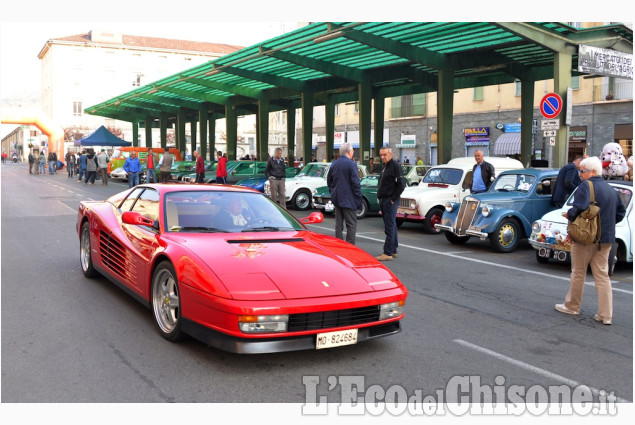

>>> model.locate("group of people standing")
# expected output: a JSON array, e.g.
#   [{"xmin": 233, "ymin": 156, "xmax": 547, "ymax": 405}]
[{"xmin": 326, "ymin": 143, "xmax": 406, "ymax": 261}]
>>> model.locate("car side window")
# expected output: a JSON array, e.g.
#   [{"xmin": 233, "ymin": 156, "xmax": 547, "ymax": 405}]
[
  {"xmin": 131, "ymin": 188, "xmax": 160, "ymax": 222},
  {"xmin": 119, "ymin": 188, "xmax": 145, "ymax": 212}
]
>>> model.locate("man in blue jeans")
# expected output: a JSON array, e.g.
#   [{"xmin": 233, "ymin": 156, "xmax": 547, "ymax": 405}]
[
  {"xmin": 124, "ymin": 151, "xmax": 141, "ymax": 188},
  {"xmin": 375, "ymin": 146, "xmax": 405, "ymax": 261}
]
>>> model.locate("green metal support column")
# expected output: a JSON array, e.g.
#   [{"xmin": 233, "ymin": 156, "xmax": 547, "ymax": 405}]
[
  {"xmin": 520, "ymin": 80, "xmax": 535, "ymax": 168},
  {"xmin": 199, "ymin": 109, "xmax": 207, "ymax": 161},
  {"xmin": 190, "ymin": 119, "xmax": 197, "ymax": 155},
  {"xmin": 258, "ymin": 97, "xmax": 270, "ymax": 160},
  {"xmin": 301, "ymin": 91, "xmax": 313, "ymax": 163},
  {"xmin": 553, "ymin": 52, "xmax": 572, "ymax": 168},
  {"xmin": 160, "ymin": 113, "xmax": 168, "ymax": 150},
  {"xmin": 358, "ymin": 83, "xmax": 372, "ymax": 166},
  {"xmin": 325, "ymin": 96, "xmax": 335, "ymax": 162},
  {"xmin": 225, "ymin": 104, "xmax": 238, "ymax": 160},
  {"xmin": 437, "ymin": 69, "xmax": 455, "ymax": 164},
  {"xmin": 132, "ymin": 122, "xmax": 139, "ymax": 147},
  {"xmin": 145, "ymin": 117, "xmax": 153, "ymax": 148},
  {"xmin": 286, "ymin": 107, "xmax": 295, "ymax": 165},
  {"xmin": 177, "ymin": 109, "xmax": 186, "ymax": 157},
  {"xmin": 208, "ymin": 115, "xmax": 216, "ymax": 160},
  {"xmin": 374, "ymin": 96, "xmax": 385, "ymax": 160}
]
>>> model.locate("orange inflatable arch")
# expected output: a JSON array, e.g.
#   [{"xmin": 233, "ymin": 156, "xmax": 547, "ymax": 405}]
[{"xmin": 1, "ymin": 109, "xmax": 65, "ymax": 160}]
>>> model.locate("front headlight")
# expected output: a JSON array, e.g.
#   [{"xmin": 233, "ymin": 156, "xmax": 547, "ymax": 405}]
[
  {"xmin": 238, "ymin": 314, "xmax": 288, "ymax": 333},
  {"xmin": 481, "ymin": 205, "xmax": 493, "ymax": 217},
  {"xmin": 532, "ymin": 222, "xmax": 541, "ymax": 233},
  {"xmin": 445, "ymin": 201, "xmax": 454, "ymax": 212},
  {"xmin": 379, "ymin": 301, "xmax": 405, "ymax": 320},
  {"xmin": 409, "ymin": 200, "xmax": 416, "ymax": 209}
]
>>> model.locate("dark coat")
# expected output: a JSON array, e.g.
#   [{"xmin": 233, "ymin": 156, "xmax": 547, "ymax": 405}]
[
  {"xmin": 472, "ymin": 160, "xmax": 495, "ymax": 191},
  {"xmin": 552, "ymin": 162, "xmax": 581, "ymax": 207},
  {"xmin": 327, "ymin": 156, "xmax": 362, "ymax": 210},
  {"xmin": 377, "ymin": 159, "xmax": 405, "ymax": 202},
  {"xmin": 567, "ymin": 176, "xmax": 626, "ymax": 244},
  {"xmin": 265, "ymin": 156, "xmax": 286, "ymax": 179}
]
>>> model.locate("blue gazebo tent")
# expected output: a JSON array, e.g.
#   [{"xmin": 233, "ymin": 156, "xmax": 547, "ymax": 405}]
[{"xmin": 77, "ymin": 126, "xmax": 132, "ymax": 146}]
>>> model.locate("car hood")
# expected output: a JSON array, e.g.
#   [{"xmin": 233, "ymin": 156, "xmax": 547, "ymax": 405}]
[
  {"xmin": 538, "ymin": 208, "xmax": 567, "ymax": 225},
  {"xmin": 165, "ymin": 231, "xmax": 398, "ymax": 300},
  {"xmin": 401, "ymin": 184, "xmax": 459, "ymax": 199},
  {"xmin": 470, "ymin": 191, "xmax": 526, "ymax": 206}
]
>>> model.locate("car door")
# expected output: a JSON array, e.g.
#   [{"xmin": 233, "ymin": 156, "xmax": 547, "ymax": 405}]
[{"xmin": 118, "ymin": 188, "xmax": 158, "ymax": 295}]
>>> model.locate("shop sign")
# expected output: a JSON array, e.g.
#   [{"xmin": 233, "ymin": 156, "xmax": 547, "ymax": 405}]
[
  {"xmin": 504, "ymin": 123, "xmax": 522, "ymax": 133},
  {"xmin": 464, "ymin": 127, "xmax": 489, "ymax": 136}
]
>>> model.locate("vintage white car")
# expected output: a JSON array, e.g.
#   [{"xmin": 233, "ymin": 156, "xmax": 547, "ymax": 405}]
[
  {"xmin": 265, "ymin": 162, "xmax": 368, "ymax": 210},
  {"xmin": 402, "ymin": 164, "xmax": 431, "ymax": 186},
  {"xmin": 529, "ymin": 180, "xmax": 633, "ymax": 274},
  {"xmin": 396, "ymin": 156, "xmax": 524, "ymax": 234}
]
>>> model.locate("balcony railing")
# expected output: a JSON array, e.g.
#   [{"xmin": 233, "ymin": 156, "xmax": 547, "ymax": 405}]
[{"xmin": 593, "ymin": 81, "xmax": 633, "ymax": 102}]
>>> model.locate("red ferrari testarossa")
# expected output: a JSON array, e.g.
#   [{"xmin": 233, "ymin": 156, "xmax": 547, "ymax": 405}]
[{"xmin": 77, "ymin": 184, "xmax": 407, "ymax": 353}]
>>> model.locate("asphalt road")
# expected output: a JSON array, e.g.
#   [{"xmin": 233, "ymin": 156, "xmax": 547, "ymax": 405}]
[{"xmin": 1, "ymin": 162, "xmax": 632, "ymax": 417}]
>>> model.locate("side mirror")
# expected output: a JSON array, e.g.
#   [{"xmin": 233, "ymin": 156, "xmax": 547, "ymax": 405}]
[
  {"xmin": 122, "ymin": 211, "xmax": 155, "ymax": 227},
  {"xmin": 299, "ymin": 212, "xmax": 324, "ymax": 224}
]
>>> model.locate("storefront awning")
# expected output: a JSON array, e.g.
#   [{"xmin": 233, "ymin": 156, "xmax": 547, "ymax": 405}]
[{"xmin": 493, "ymin": 133, "xmax": 533, "ymax": 155}]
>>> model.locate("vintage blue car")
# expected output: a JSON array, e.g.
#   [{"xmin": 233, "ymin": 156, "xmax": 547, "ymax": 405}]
[{"xmin": 435, "ymin": 168, "xmax": 559, "ymax": 253}]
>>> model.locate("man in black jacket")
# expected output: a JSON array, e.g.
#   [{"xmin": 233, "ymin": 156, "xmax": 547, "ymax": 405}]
[
  {"xmin": 376, "ymin": 146, "xmax": 405, "ymax": 261},
  {"xmin": 265, "ymin": 147, "xmax": 287, "ymax": 207},
  {"xmin": 551, "ymin": 155, "xmax": 582, "ymax": 207},
  {"xmin": 555, "ymin": 156, "xmax": 626, "ymax": 325},
  {"xmin": 471, "ymin": 150, "xmax": 495, "ymax": 193}
]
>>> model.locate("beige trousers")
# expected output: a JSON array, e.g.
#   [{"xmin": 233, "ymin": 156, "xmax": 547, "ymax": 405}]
[{"xmin": 564, "ymin": 242, "xmax": 612, "ymax": 321}]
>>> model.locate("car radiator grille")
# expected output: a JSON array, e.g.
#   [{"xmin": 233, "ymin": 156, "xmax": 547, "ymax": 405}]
[
  {"xmin": 399, "ymin": 198, "xmax": 414, "ymax": 209},
  {"xmin": 288, "ymin": 305, "xmax": 381, "ymax": 332},
  {"xmin": 455, "ymin": 198, "xmax": 480, "ymax": 236},
  {"xmin": 99, "ymin": 231, "xmax": 136, "ymax": 281}
]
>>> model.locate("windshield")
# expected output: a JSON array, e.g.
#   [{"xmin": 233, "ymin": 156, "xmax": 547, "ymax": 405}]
[
  {"xmin": 361, "ymin": 175, "xmax": 379, "ymax": 188},
  {"xmin": 164, "ymin": 190, "xmax": 303, "ymax": 233},
  {"xmin": 491, "ymin": 174, "xmax": 536, "ymax": 193},
  {"xmin": 297, "ymin": 163, "xmax": 328, "ymax": 178},
  {"xmin": 567, "ymin": 184, "xmax": 633, "ymax": 207},
  {"xmin": 422, "ymin": 167, "xmax": 464, "ymax": 185}
]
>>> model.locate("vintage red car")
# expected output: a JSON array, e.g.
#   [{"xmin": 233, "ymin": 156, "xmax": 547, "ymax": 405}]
[{"xmin": 77, "ymin": 184, "xmax": 407, "ymax": 353}]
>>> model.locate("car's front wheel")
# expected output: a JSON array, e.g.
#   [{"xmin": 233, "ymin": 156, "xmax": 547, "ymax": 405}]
[
  {"xmin": 490, "ymin": 218, "xmax": 521, "ymax": 253},
  {"xmin": 423, "ymin": 207, "xmax": 443, "ymax": 234},
  {"xmin": 80, "ymin": 221, "xmax": 98, "ymax": 278},
  {"xmin": 292, "ymin": 189, "xmax": 311, "ymax": 210},
  {"xmin": 444, "ymin": 231, "xmax": 470, "ymax": 244},
  {"xmin": 152, "ymin": 261, "xmax": 185, "ymax": 341}
]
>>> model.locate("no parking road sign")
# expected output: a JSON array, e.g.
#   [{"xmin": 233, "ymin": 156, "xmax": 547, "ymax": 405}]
[{"xmin": 540, "ymin": 93, "xmax": 563, "ymax": 119}]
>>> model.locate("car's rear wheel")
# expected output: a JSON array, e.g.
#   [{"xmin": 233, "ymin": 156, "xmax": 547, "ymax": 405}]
[
  {"xmin": 80, "ymin": 221, "xmax": 98, "ymax": 278},
  {"xmin": 490, "ymin": 218, "xmax": 521, "ymax": 253},
  {"xmin": 444, "ymin": 231, "xmax": 470, "ymax": 244},
  {"xmin": 152, "ymin": 261, "xmax": 185, "ymax": 341},
  {"xmin": 423, "ymin": 207, "xmax": 443, "ymax": 234},
  {"xmin": 292, "ymin": 189, "xmax": 311, "ymax": 210},
  {"xmin": 608, "ymin": 242, "xmax": 618, "ymax": 277},
  {"xmin": 356, "ymin": 199, "xmax": 369, "ymax": 219}
]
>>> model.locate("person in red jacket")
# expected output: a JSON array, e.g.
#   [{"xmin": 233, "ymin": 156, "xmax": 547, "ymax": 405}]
[
  {"xmin": 194, "ymin": 149, "xmax": 205, "ymax": 183},
  {"xmin": 215, "ymin": 151, "xmax": 227, "ymax": 184}
]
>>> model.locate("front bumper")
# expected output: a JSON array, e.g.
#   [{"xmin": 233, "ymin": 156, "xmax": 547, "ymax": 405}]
[
  {"xmin": 183, "ymin": 318, "xmax": 401, "ymax": 354},
  {"xmin": 396, "ymin": 210, "xmax": 424, "ymax": 222},
  {"xmin": 434, "ymin": 224, "xmax": 487, "ymax": 239}
]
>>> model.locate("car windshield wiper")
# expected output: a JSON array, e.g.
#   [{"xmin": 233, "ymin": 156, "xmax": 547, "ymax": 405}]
[
  {"xmin": 171, "ymin": 226, "xmax": 226, "ymax": 233},
  {"xmin": 242, "ymin": 226, "xmax": 294, "ymax": 232}
]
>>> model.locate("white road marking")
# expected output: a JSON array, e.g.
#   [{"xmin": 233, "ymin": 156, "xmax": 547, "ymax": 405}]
[
  {"xmin": 309, "ymin": 224, "xmax": 633, "ymax": 295},
  {"xmin": 454, "ymin": 339, "xmax": 630, "ymax": 403}
]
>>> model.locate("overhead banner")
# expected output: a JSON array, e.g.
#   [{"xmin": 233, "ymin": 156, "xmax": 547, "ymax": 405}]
[{"xmin": 577, "ymin": 45, "xmax": 633, "ymax": 80}]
